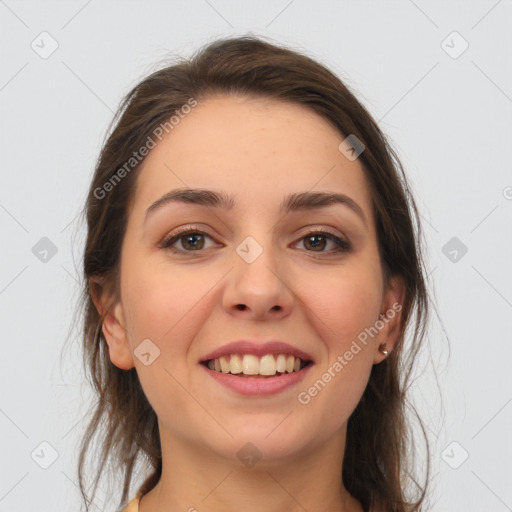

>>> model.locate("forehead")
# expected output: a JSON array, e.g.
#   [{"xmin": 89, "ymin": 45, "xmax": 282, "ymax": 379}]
[{"xmin": 131, "ymin": 95, "xmax": 373, "ymax": 217}]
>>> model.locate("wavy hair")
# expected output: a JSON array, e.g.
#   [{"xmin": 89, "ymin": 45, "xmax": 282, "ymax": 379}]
[{"xmin": 75, "ymin": 35, "xmax": 432, "ymax": 512}]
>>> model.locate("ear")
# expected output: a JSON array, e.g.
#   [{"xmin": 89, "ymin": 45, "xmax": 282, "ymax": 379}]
[
  {"xmin": 373, "ymin": 275, "xmax": 406, "ymax": 365},
  {"xmin": 89, "ymin": 277, "xmax": 135, "ymax": 370}
]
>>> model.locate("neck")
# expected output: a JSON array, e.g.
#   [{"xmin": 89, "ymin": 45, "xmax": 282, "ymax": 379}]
[{"xmin": 138, "ymin": 423, "xmax": 363, "ymax": 512}]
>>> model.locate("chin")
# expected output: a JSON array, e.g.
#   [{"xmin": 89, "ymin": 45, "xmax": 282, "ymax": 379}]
[{"xmin": 214, "ymin": 426, "xmax": 311, "ymax": 465}]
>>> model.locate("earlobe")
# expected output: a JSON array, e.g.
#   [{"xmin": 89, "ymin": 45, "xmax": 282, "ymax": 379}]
[
  {"xmin": 374, "ymin": 275, "xmax": 406, "ymax": 364},
  {"xmin": 89, "ymin": 278, "xmax": 135, "ymax": 371}
]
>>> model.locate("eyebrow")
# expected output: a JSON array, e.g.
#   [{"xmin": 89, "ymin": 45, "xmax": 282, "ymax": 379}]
[{"xmin": 144, "ymin": 187, "xmax": 367, "ymax": 225}]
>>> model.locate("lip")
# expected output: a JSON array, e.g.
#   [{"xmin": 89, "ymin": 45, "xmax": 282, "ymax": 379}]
[
  {"xmin": 199, "ymin": 340, "xmax": 315, "ymax": 364},
  {"xmin": 200, "ymin": 361, "xmax": 314, "ymax": 396}
]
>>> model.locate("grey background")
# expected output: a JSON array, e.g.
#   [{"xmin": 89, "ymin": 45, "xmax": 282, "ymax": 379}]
[{"xmin": 1, "ymin": 1, "xmax": 511, "ymax": 511}]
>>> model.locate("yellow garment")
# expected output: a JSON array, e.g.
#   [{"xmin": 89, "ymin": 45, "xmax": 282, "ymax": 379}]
[{"xmin": 120, "ymin": 490, "xmax": 143, "ymax": 512}]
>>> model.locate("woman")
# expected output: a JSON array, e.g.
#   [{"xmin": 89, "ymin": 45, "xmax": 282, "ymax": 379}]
[{"xmin": 77, "ymin": 35, "xmax": 431, "ymax": 512}]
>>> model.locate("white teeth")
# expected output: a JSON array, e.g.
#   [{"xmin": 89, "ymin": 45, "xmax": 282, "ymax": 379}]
[
  {"xmin": 259, "ymin": 354, "xmax": 276, "ymax": 375},
  {"xmin": 276, "ymin": 354, "xmax": 287, "ymax": 373},
  {"xmin": 229, "ymin": 354, "xmax": 243, "ymax": 374},
  {"xmin": 219, "ymin": 355, "xmax": 230, "ymax": 373},
  {"xmin": 242, "ymin": 354, "xmax": 259, "ymax": 375},
  {"xmin": 206, "ymin": 354, "xmax": 308, "ymax": 376}
]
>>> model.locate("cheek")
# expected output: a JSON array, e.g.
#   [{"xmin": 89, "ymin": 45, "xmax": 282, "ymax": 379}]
[
  {"xmin": 119, "ymin": 254, "xmax": 212, "ymax": 418},
  {"xmin": 120, "ymin": 252, "xmax": 210, "ymax": 344},
  {"xmin": 303, "ymin": 263, "xmax": 383, "ymax": 347},
  {"xmin": 294, "ymin": 262, "xmax": 382, "ymax": 419}
]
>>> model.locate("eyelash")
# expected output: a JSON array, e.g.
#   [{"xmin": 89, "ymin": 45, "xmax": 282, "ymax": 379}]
[{"xmin": 159, "ymin": 225, "xmax": 352, "ymax": 255}]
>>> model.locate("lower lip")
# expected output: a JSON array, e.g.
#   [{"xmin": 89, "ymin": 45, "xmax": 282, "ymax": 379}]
[{"xmin": 200, "ymin": 363, "xmax": 314, "ymax": 396}]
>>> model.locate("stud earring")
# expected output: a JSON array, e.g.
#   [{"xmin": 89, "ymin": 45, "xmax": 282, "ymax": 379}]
[{"xmin": 379, "ymin": 345, "xmax": 389, "ymax": 356}]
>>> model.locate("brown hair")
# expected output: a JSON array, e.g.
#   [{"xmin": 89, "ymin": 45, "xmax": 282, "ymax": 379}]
[{"xmin": 76, "ymin": 35, "xmax": 431, "ymax": 511}]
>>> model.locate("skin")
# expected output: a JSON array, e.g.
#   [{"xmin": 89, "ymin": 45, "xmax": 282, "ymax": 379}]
[{"xmin": 92, "ymin": 95, "xmax": 405, "ymax": 512}]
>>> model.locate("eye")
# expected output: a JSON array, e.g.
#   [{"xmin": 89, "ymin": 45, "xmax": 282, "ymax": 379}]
[
  {"xmin": 160, "ymin": 227, "xmax": 217, "ymax": 253},
  {"xmin": 293, "ymin": 230, "xmax": 351, "ymax": 254},
  {"xmin": 159, "ymin": 226, "xmax": 351, "ymax": 255}
]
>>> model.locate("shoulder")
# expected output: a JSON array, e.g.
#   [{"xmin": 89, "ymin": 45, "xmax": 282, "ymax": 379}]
[{"xmin": 120, "ymin": 492, "xmax": 142, "ymax": 512}]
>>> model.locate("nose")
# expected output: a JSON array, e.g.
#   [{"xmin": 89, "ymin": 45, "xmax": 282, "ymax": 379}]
[{"xmin": 221, "ymin": 236, "xmax": 294, "ymax": 321}]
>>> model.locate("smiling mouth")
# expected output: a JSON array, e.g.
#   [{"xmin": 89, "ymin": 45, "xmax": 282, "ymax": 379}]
[{"xmin": 201, "ymin": 354, "xmax": 313, "ymax": 378}]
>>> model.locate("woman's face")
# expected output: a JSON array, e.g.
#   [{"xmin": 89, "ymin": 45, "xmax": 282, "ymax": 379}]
[{"xmin": 99, "ymin": 95, "xmax": 403, "ymax": 464}]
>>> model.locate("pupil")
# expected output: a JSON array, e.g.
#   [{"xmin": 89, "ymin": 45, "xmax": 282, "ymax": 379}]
[
  {"xmin": 307, "ymin": 235, "xmax": 325, "ymax": 250},
  {"xmin": 184, "ymin": 234, "xmax": 203, "ymax": 250}
]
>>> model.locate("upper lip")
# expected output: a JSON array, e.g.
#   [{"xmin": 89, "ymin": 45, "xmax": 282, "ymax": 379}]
[{"xmin": 199, "ymin": 340, "xmax": 315, "ymax": 364}]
